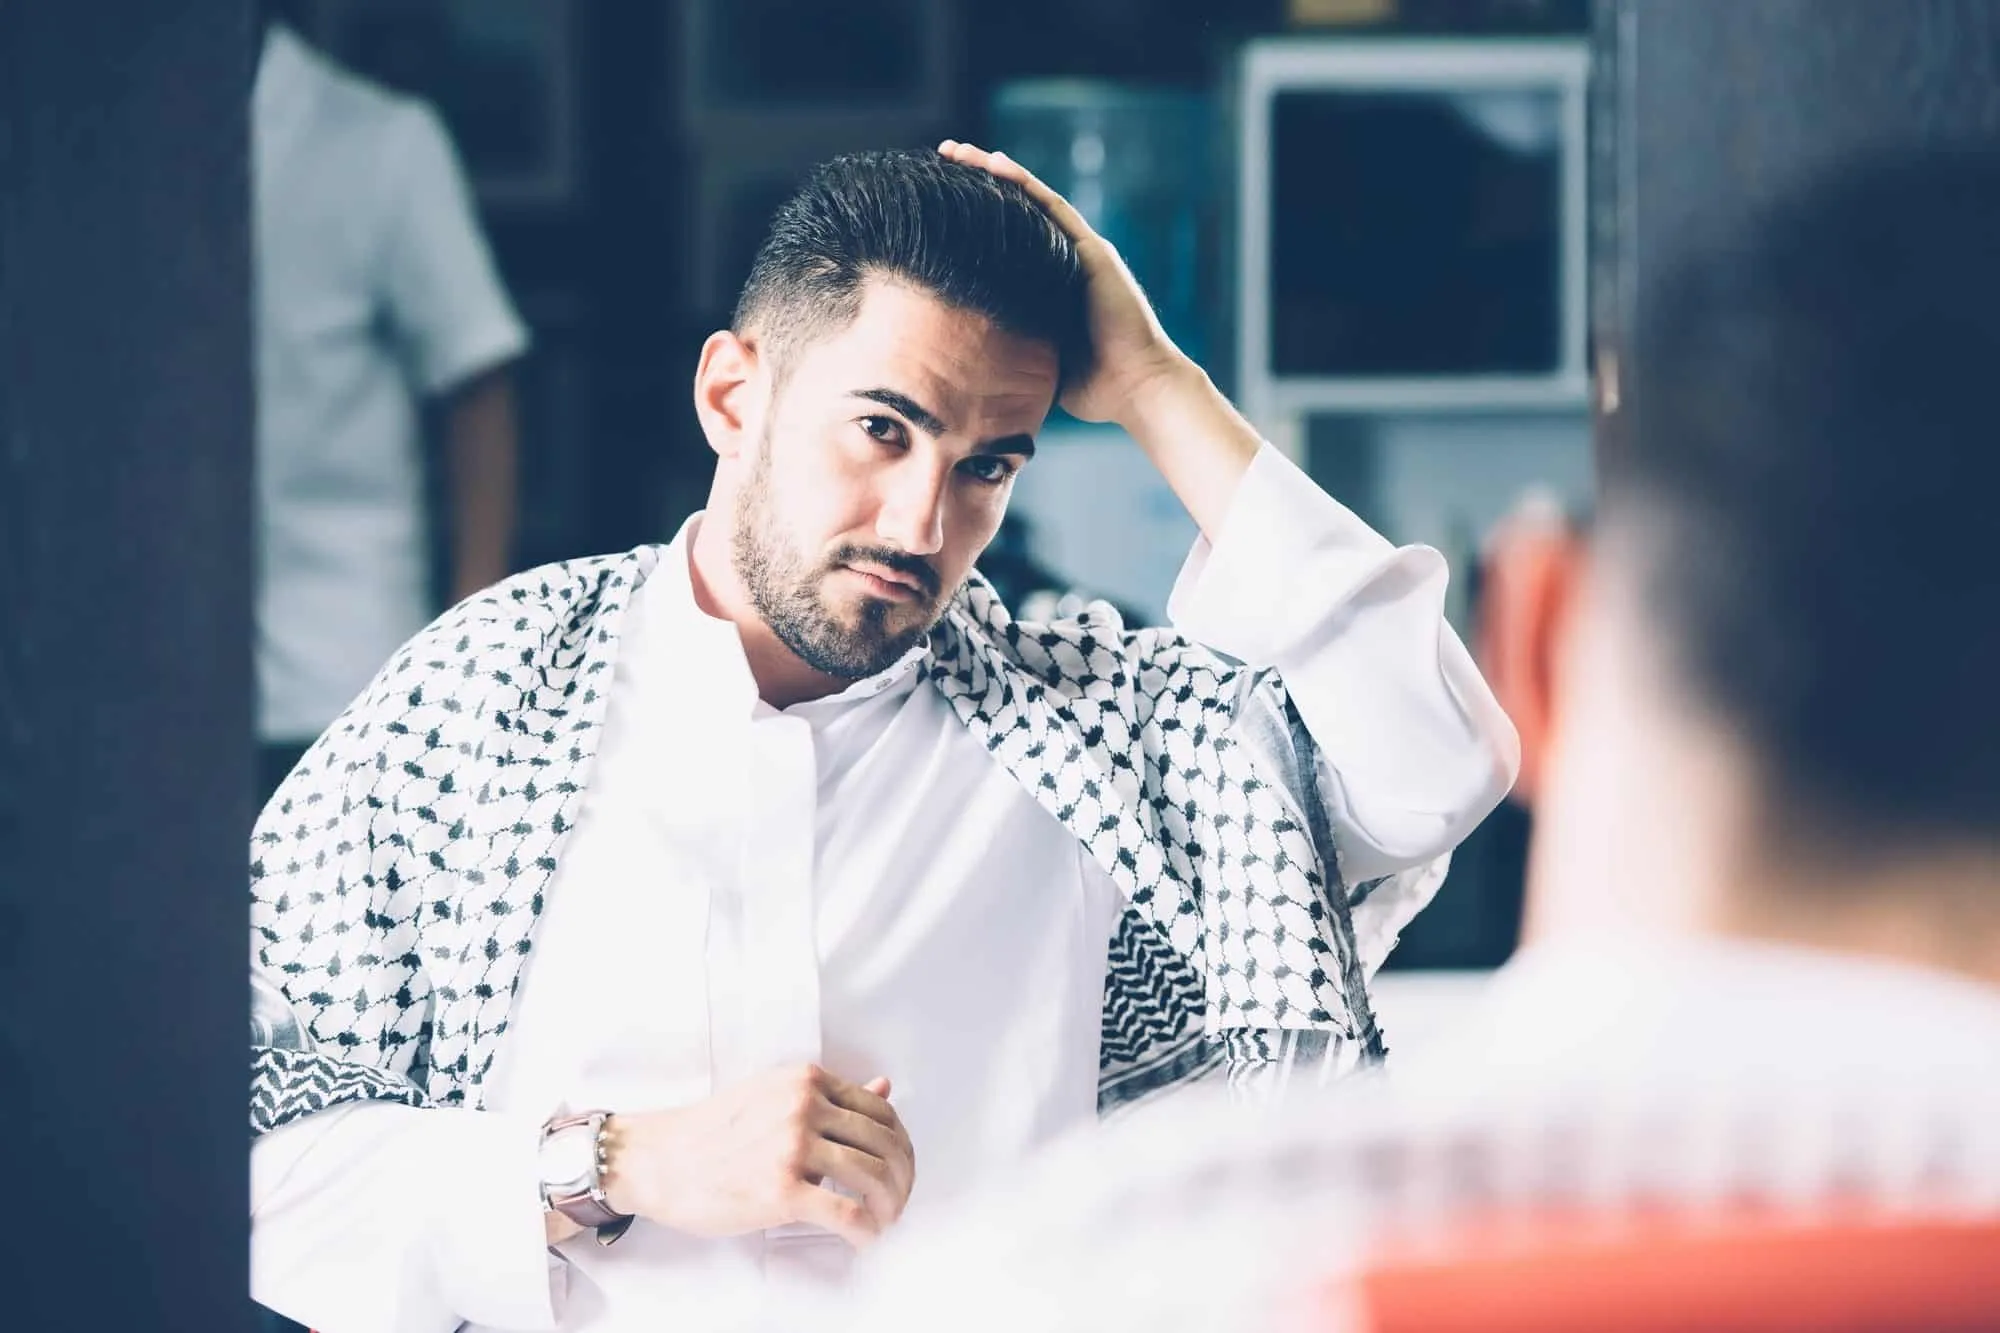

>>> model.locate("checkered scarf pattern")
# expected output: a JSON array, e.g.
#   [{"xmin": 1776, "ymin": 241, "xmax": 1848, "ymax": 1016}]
[{"xmin": 250, "ymin": 547, "xmax": 1385, "ymax": 1136}]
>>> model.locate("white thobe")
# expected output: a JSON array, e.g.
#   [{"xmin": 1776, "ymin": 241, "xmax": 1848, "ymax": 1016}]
[{"xmin": 250, "ymin": 444, "xmax": 1518, "ymax": 1332}]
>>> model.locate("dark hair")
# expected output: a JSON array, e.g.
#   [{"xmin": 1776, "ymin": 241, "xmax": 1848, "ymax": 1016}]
[
  {"xmin": 733, "ymin": 150, "xmax": 1092, "ymax": 387},
  {"xmin": 1602, "ymin": 146, "xmax": 2000, "ymax": 851}
]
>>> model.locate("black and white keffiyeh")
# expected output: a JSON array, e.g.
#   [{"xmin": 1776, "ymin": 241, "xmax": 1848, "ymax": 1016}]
[{"xmin": 250, "ymin": 546, "xmax": 1413, "ymax": 1136}]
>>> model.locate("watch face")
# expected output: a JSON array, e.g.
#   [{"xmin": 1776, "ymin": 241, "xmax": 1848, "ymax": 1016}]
[{"xmin": 539, "ymin": 1126, "xmax": 597, "ymax": 1193}]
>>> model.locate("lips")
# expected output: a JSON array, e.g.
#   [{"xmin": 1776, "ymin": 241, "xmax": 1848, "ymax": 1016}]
[{"xmin": 844, "ymin": 563, "xmax": 927, "ymax": 599}]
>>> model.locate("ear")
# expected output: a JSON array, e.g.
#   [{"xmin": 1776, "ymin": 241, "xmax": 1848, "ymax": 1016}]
[
  {"xmin": 1474, "ymin": 500, "xmax": 1586, "ymax": 809},
  {"xmin": 693, "ymin": 329, "xmax": 762, "ymax": 461}
]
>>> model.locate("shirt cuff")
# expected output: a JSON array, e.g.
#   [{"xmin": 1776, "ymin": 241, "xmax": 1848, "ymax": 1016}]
[
  {"xmin": 1167, "ymin": 442, "xmax": 1424, "ymax": 667},
  {"xmin": 252, "ymin": 1103, "xmax": 559, "ymax": 1332},
  {"xmin": 427, "ymin": 1108, "xmax": 563, "ymax": 1329}
]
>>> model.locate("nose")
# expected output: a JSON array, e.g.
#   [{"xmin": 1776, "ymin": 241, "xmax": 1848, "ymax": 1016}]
[{"xmin": 874, "ymin": 454, "xmax": 947, "ymax": 558}]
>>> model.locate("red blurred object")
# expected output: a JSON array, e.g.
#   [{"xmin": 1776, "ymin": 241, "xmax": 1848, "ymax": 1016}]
[
  {"xmin": 1307, "ymin": 1216, "xmax": 2000, "ymax": 1332},
  {"xmin": 1471, "ymin": 500, "xmax": 1580, "ymax": 809}
]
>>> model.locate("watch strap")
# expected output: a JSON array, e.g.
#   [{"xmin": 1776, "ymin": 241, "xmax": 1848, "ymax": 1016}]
[{"xmin": 541, "ymin": 1110, "xmax": 634, "ymax": 1243}]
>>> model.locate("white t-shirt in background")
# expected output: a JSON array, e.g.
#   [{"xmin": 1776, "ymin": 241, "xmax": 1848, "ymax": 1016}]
[{"xmin": 252, "ymin": 23, "xmax": 529, "ymax": 743}]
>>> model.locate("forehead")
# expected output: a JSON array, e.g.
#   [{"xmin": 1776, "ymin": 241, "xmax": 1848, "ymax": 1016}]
[{"xmin": 778, "ymin": 278, "xmax": 1060, "ymax": 434}]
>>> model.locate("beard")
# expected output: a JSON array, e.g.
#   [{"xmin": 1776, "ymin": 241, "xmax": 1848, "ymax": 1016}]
[{"xmin": 731, "ymin": 444, "xmax": 947, "ymax": 680}]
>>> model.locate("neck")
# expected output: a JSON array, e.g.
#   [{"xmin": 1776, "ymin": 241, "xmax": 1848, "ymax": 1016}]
[
  {"xmin": 1710, "ymin": 837, "xmax": 2000, "ymax": 992},
  {"xmin": 1527, "ymin": 562, "xmax": 2000, "ymax": 992},
  {"xmin": 685, "ymin": 514, "xmax": 849, "ymax": 710},
  {"xmin": 1526, "ymin": 718, "xmax": 2000, "ymax": 993}
]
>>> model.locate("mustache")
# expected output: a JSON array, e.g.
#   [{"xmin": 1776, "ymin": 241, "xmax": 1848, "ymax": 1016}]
[{"xmin": 828, "ymin": 544, "xmax": 943, "ymax": 599}]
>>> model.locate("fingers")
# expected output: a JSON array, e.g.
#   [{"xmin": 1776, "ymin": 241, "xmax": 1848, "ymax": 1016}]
[
  {"xmin": 812, "ymin": 1102, "xmax": 916, "ymax": 1208},
  {"xmin": 814, "ymin": 1099, "xmax": 902, "ymax": 1160},
  {"xmin": 816, "ymin": 1074, "xmax": 915, "ymax": 1190},
  {"xmin": 938, "ymin": 139, "xmax": 1096, "ymax": 241},
  {"xmin": 774, "ymin": 1067, "xmax": 917, "ymax": 1247},
  {"xmin": 798, "ymin": 1139, "xmax": 910, "ymax": 1242},
  {"xmin": 787, "ymin": 1176, "xmax": 880, "ymax": 1250},
  {"xmin": 819, "ymin": 1069, "xmax": 905, "ymax": 1136},
  {"xmin": 808, "ymin": 1068, "xmax": 915, "ymax": 1209}
]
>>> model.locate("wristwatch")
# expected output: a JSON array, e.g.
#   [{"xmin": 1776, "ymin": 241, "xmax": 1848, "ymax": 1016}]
[{"xmin": 539, "ymin": 1110, "xmax": 634, "ymax": 1244}]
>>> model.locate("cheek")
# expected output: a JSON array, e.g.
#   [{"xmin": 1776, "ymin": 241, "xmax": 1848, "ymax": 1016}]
[
  {"xmin": 768, "ymin": 427, "xmax": 876, "ymax": 535},
  {"xmin": 936, "ymin": 488, "xmax": 1008, "ymax": 582}
]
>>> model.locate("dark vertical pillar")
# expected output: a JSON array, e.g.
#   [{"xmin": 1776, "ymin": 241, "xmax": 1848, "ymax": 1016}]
[
  {"xmin": 0, "ymin": 3, "xmax": 255, "ymax": 1328},
  {"xmin": 1592, "ymin": 0, "xmax": 2000, "ymax": 420}
]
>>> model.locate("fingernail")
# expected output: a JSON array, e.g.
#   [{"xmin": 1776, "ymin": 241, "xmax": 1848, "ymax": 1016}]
[{"xmin": 992, "ymin": 151, "xmax": 1011, "ymax": 164}]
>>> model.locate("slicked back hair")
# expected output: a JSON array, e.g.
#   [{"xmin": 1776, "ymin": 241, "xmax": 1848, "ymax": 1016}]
[{"xmin": 732, "ymin": 150, "xmax": 1092, "ymax": 390}]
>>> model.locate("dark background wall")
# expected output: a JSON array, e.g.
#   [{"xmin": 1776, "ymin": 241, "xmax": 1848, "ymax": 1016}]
[
  {"xmin": 1593, "ymin": 0, "xmax": 2000, "ymax": 420},
  {"xmin": 0, "ymin": 1, "xmax": 255, "ymax": 1329}
]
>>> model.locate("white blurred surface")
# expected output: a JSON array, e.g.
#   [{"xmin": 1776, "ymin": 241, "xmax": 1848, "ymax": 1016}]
[{"xmin": 1368, "ymin": 968, "xmax": 1497, "ymax": 1065}]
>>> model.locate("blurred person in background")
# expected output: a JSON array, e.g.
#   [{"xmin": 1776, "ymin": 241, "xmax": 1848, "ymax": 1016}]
[
  {"xmin": 252, "ymin": 2, "xmax": 528, "ymax": 803},
  {"xmin": 822, "ymin": 145, "xmax": 2000, "ymax": 1333},
  {"xmin": 244, "ymin": 143, "xmax": 1516, "ymax": 1331}
]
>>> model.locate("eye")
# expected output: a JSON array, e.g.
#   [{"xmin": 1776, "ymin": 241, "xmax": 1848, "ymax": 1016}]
[
  {"xmin": 858, "ymin": 415, "xmax": 905, "ymax": 446},
  {"xmin": 958, "ymin": 455, "xmax": 1018, "ymax": 486}
]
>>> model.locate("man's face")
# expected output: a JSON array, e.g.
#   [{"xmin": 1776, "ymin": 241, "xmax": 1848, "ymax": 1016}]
[{"xmin": 730, "ymin": 280, "xmax": 1059, "ymax": 679}]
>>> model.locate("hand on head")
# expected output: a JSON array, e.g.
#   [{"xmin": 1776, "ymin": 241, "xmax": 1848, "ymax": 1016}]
[{"xmin": 937, "ymin": 138, "xmax": 1189, "ymax": 427}]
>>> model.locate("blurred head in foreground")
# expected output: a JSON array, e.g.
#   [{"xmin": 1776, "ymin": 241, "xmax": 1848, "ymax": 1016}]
[{"xmin": 1493, "ymin": 147, "xmax": 2000, "ymax": 982}]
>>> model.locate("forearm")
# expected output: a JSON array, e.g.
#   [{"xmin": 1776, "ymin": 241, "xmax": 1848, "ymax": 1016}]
[
  {"xmin": 253, "ymin": 1101, "xmax": 557, "ymax": 1332},
  {"xmin": 1114, "ymin": 356, "xmax": 1263, "ymax": 543},
  {"xmin": 445, "ymin": 368, "xmax": 520, "ymax": 604}
]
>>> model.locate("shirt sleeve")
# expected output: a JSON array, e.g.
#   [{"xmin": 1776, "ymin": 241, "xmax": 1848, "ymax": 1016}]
[
  {"xmin": 252, "ymin": 1101, "xmax": 561, "ymax": 1333},
  {"xmin": 378, "ymin": 101, "xmax": 530, "ymax": 397},
  {"xmin": 1168, "ymin": 443, "xmax": 1520, "ymax": 887}
]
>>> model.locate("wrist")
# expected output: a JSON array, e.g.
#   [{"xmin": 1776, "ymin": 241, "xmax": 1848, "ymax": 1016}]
[
  {"xmin": 1112, "ymin": 356, "xmax": 1263, "ymax": 541},
  {"xmin": 598, "ymin": 1107, "xmax": 680, "ymax": 1223},
  {"xmin": 1113, "ymin": 354, "xmax": 1215, "ymax": 442}
]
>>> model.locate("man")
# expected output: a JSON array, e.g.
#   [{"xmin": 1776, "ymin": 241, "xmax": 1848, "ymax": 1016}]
[
  {"xmin": 254, "ymin": 9, "xmax": 528, "ymax": 801},
  {"xmin": 247, "ymin": 143, "xmax": 1516, "ymax": 1331},
  {"xmin": 827, "ymin": 148, "xmax": 2000, "ymax": 1332}
]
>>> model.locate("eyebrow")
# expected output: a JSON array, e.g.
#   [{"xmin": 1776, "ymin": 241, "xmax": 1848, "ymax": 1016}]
[{"xmin": 850, "ymin": 387, "xmax": 1038, "ymax": 460}]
